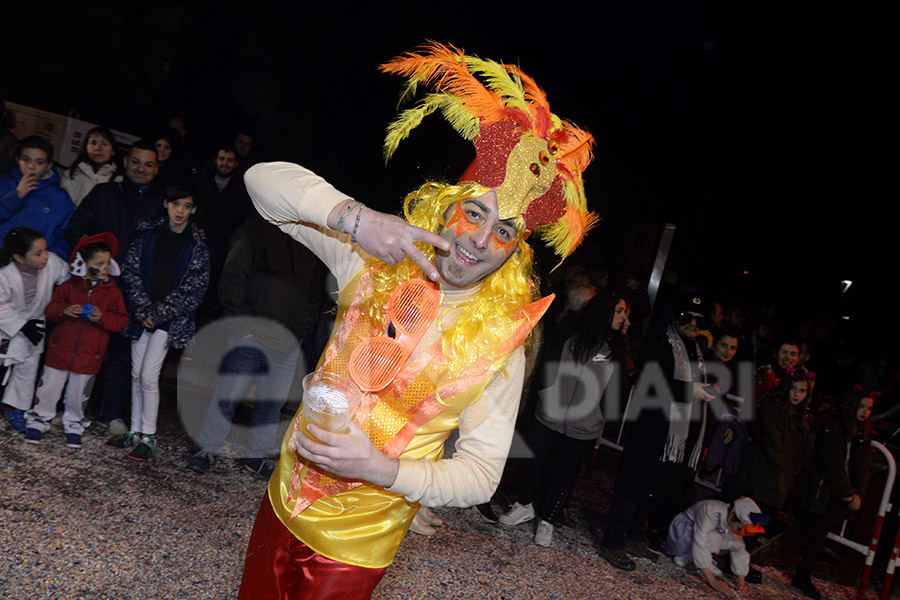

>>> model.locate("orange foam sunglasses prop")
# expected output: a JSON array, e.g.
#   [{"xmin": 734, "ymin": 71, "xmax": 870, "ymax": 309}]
[
  {"xmin": 349, "ymin": 279, "xmax": 441, "ymax": 392},
  {"xmin": 739, "ymin": 523, "xmax": 766, "ymax": 536},
  {"xmin": 738, "ymin": 512, "xmax": 770, "ymax": 536}
]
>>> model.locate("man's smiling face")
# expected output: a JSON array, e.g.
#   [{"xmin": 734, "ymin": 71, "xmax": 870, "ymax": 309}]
[{"xmin": 434, "ymin": 192, "xmax": 519, "ymax": 290}]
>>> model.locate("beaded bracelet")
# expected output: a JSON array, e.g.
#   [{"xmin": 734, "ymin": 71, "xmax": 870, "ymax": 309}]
[
  {"xmin": 350, "ymin": 205, "xmax": 364, "ymax": 244},
  {"xmin": 335, "ymin": 201, "xmax": 360, "ymax": 234}
]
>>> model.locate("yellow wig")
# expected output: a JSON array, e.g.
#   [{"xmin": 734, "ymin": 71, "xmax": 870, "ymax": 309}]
[{"xmin": 362, "ymin": 181, "xmax": 538, "ymax": 379}]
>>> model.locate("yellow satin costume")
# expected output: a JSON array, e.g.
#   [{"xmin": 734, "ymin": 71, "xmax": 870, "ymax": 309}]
[{"xmin": 267, "ymin": 268, "xmax": 548, "ymax": 568}]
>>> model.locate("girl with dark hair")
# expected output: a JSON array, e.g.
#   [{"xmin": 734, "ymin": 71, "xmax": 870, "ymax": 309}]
[
  {"xmin": 499, "ymin": 290, "xmax": 628, "ymax": 546},
  {"xmin": 0, "ymin": 227, "xmax": 70, "ymax": 432},
  {"xmin": 737, "ymin": 369, "xmax": 813, "ymax": 516},
  {"xmin": 791, "ymin": 389, "xmax": 876, "ymax": 599},
  {"xmin": 62, "ymin": 126, "xmax": 119, "ymax": 207},
  {"xmin": 703, "ymin": 326, "xmax": 751, "ymax": 497}
]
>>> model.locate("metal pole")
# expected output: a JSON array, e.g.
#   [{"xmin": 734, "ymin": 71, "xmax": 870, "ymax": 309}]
[{"xmin": 647, "ymin": 223, "xmax": 676, "ymax": 314}]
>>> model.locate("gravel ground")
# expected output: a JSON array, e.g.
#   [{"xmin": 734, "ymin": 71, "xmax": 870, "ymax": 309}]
[{"xmin": 0, "ymin": 391, "xmax": 887, "ymax": 600}]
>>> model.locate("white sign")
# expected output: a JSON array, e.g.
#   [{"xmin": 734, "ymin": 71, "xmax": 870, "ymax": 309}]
[{"xmin": 7, "ymin": 101, "xmax": 138, "ymax": 168}]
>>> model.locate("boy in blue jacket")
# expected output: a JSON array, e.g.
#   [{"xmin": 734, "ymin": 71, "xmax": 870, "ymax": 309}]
[{"xmin": 0, "ymin": 136, "xmax": 74, "ymax": 257}]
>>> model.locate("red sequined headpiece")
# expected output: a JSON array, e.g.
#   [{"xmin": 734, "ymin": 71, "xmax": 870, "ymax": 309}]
[{"xmin": 380, "ymin": 42, "xmax": 598, "ymax": 260}]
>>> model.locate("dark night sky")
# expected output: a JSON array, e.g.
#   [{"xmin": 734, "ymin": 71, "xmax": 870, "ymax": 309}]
[{"xmin": 2, "ymin": 1, "xmax": 894, "ymax": 347}]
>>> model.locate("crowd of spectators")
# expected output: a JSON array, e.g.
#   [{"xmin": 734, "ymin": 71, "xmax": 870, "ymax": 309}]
[{"xmin": 0, "ymin": 113, "xmax": 894, "ymax": 599}]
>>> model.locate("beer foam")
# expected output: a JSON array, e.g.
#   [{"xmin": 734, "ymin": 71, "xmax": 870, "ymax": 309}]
[{"xmin": 307, "ymin": 383, "xmax": 350, "ymax": 409}]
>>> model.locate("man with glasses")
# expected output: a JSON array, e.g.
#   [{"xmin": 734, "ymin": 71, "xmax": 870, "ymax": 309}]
[{"xmin": 599, "ymin": 293, "xmax": 715, "ymax": 571}]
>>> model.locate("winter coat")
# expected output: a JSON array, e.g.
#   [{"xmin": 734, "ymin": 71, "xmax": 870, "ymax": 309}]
[
  {"xmin": 64, "ymin": 178, "xmax": 165, "ymax": 262},
  {"xmin": 704, "ymin": 408, "xmax": 751, "ymax": 477},
  {"xmin": 0, "ymin": 253, "xmax": 70, "ymax": 364},
  {"xmin": 0, "ymin": 166, "xmax": 74, "ymax": 257},
  {"xmin": 218, "ymin": 217, "xmax": 323, "ymax": 353},
  {"xmin": 797, "ymin": 406, "xmax": 872, "ymax": 516},
  {"xmin": 121, "ymin": 217, "xmax": 209, "ymax": 349},
  {"xmin": 44, "ymin": 276, "xmax": 129, "ymax": 374},
  {"xmin": 61, "ymin": 161, "xmax": 120, "ymax": 208},
  {"xmin": 754, "ymin": 366, "xmax": 780, "ymax": 399},
  {"xmin": 737, "ymin": 390, "xmax": 810, "ymax": 508},
  {"xmin": 615, "ymin": 329, "xmax": 706, "ymax": 501}
]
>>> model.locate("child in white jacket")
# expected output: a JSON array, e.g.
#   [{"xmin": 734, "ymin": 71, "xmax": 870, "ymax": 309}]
[
  {"xmin": 0, "ymin": 227, "xmax": 70, "ymax": 431},
  {"xmin": 666, "ymin": 497, "xmax": 768, "ymax": 596}
]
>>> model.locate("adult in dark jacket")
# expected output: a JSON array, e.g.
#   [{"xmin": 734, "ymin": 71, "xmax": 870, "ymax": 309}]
[
  {"xmin": 0, "ymin": 136, "xmax": 74, "ymax": 257},
  {"xmin": 791, "ymin": 390, "xmax": 875, "ymax": 599},
  {"xmin": 187, "ymin": 216, "xmax": 325, "ymax": 478},
  {"xmin": 737, "ymin": 369, "xmax": 812, "ymax": 514},
  {"xmin": 64, "ymin": 140, "xmax": 165, "ymax": 263},
  {"xmin": 192, "ymin": 144, "xmax": 252, "ymax": 322},
  {"xmin": 63, "ymin": 139, "xmax": 165, "ymax": 430},
  {"xmin": 598, "ymin": 293, "xmax": 715, "ymax": 570}
]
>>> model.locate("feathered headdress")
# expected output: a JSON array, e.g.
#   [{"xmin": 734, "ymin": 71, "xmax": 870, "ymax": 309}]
[{"xmin": 380, "ymin": 41, "xmax": 598, "ymax": 260}]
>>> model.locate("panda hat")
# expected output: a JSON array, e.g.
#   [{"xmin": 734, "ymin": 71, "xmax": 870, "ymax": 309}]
[{"xmin": 69, "ymin": 232, "xmax": 121, "ymax": 278}]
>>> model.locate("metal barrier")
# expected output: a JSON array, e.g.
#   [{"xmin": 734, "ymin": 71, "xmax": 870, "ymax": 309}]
[{"xmin": 815, "ymin": 441, "xmax": 895, "ymax": 600}]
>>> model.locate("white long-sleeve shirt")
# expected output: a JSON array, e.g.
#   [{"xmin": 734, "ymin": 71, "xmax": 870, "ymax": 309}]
[{"xmin": 245, "ymin": 161, "xmax": 527, "ymax": 508}]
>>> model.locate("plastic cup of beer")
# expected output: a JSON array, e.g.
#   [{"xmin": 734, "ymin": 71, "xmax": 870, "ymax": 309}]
[{"xmin": 300, "ymin": 371, "xmax": 361, "ymax": 441}]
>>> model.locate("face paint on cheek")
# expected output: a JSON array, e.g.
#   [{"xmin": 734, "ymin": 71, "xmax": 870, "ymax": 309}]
[
  {"xmin": 491, "ymin": 233, "xmax": 517, "ymax": 252},
  {"xmin": 446, "ymin": 202, "xmax": 480, "ymax": 235},
  {"xmin": 88, "ymin": 267, "xmax": 100, "ymax": 277}
]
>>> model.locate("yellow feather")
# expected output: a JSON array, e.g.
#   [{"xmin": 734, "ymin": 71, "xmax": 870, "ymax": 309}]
[
  {"xmin": 383, "ymin": 95, "xmax": 444, "ymax": 161},
  {"xmin": 381, "ymin": 41, "xmax": 598, "ymax": 263}
]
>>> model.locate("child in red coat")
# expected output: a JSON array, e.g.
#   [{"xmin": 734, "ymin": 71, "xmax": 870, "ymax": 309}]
[{"xmin": 24, "ymin": 232, "xmax": 129, "ymax": 448}]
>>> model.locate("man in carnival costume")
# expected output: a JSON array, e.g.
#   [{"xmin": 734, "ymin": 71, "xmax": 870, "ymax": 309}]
[{"xmin": 237, "ymin": 42, "xmax": 596, "ymax": 599}]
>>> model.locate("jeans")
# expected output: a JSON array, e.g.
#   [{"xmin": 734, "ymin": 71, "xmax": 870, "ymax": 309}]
[{"xmin": 194, "ymin": 334, "xmax": 301, "ymax": 457}]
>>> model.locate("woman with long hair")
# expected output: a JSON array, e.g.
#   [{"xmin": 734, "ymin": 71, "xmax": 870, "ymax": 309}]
[{"xmin": 499, "ymin": 290, "xmax": 628, "ymax": 546}]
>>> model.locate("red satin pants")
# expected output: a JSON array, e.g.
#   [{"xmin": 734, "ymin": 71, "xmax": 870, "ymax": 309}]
[{"xmin": 238, "ymin": 493, "xmax": 388, "ymax": 600}]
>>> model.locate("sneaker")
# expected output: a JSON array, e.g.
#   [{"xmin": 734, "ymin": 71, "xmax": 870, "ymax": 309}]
[
  {"xmin": 24, "ymin": 428, "xmax": 42, "ymax": 444},
  {"xmin": 534, "ymin": 519, "xmax": 553, "ymax": 547},
  {"xmin": 499, "ymin": 502, "xmax": 536, "ymax": 526},
  {"xmin": 674, "ymin": 555, "xmax": 690, "ymax": 568},
  {"xmin": 243, "ymin": 457, "xmax": 275, "ymax": 481},
  {"xmin": 409, "ymin": 511, "xmax": 437, "ymax": 536},
  {"xmin": 4, "ymin": 408, "xmax": 26, "ymax": 433},
  {"xmin": 128, "ymin": 435, "xmax": 156, "ymax": 462},
  {"xmin": 472, "ymin": 503, "xmax": 499, "ymax": 524},
  {"xmin": 65, "ymin": 433, "xmax": 82, "ymax": 449},
  {"xmin": 104, "ymin": 431, "xmax": 137, "ymax": 450},
  {"xmin": 50, "ymin": 411, "xmax": 63, "ymax": 427},
  {"xmin": 107, "ymin": 418, "xmax": 128, "ymax": 435},
  {"xmin": 625, "ymin": 538, "xmax": 661, "ymax": 562},
  {"xmin": 187, "ymin": 448, "xmax": 216, "ymax": 474},
  {"xmin": 598, "ymin": 546, "xmax": 636, "ymax": 571},
  {"xmin": 418, "ymin": 506, "xmax": 443, "ymax": 527},
  {"xmin": 791, "ymin": 572, "xmax": 822, "ymax": 599}
]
